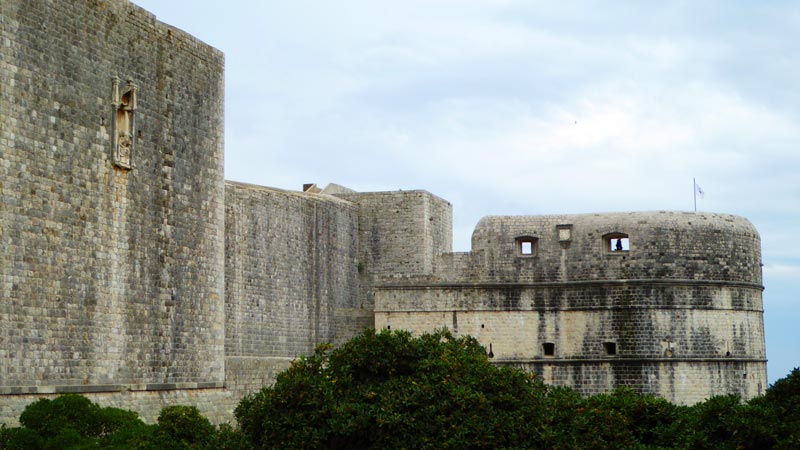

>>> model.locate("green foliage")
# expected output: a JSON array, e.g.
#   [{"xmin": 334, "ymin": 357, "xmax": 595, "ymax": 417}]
[
  {"xmin": 582, "ymin": 388, "xmax": 682, "ymax": 448},
  {"xmin": 0, "ymin": 395, "xmax": 249, "ymax": 450},
  {"xmin": 535, "ymin": 386, "xmax": 683, "ymax": 450},
  {"xmin": 1, "ymin": 356, "xmax": 799, "ymax": 450},
  {"xmin": 763, "ymin": 367, "xmax": 800, "ymax": 412},
  {"xmin": 756, "ymin": 367, "xmax": 800, "ymax": 449},
  {"xmin": 41, "ymin": 427, "xmax": 83, "ymax": 450},
  {"xmin": 19, "ymin": 394, "xmax": 140, "ymax": 440},
  {"xmin": 234, "ymin": 329, "xmax": 800, "ymax": 450},
  {"xmin": 0, "ymin": 425, "xmax": 44, "ymax": 450},
  {"xmin": 155, "ymin": 405, "xmax": 215, "ymax": 448},
  {"xmin": 235, "ymin": 328, "xmax": 548, "ymax": 449},
  {"xmin": 537, "ymin": 386, "xmax": 586, "ymax": 448},
  {"xmin": 671, "ymin": 394, "xmax": 777, "ymax": 450},
  {"xmin": 6, "ymin": 394, "xmax": 147, "ymax": 449},
  {"xmin": 205, "ymin": 423, "xmax": 255, "ymax": 450}
]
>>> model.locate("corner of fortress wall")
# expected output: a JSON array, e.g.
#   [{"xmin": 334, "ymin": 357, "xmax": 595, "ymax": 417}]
[
  {"xmin": 332, "ymin": 190, "xmax": 453, "ymax": 306},
  {"xmin": 1, "ymin": 0, "xmax": 228, "ymax": 424},
  {"xmin": 0, "ymin": 0, "xmax": 766, "ymax": 424}
]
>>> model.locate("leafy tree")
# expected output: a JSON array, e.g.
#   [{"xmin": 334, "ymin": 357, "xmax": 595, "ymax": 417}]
[
  {"xmin": 0, "ymin": 425, "xmax": 44, "ymax": 450},
  {"xmin": 235, "ymin": 328, "xmax": 548, "ymax": 449},
  {"xmin": 752, "ymin": 367, "xmax": 800, "ymax": 449},
  {"xmin": 762, "ymin": 368, "xmax": 800, "ymax": 414},
  {"xmin": 0, "ymin": 395, "xmax": 250, "ymax": 450},
  {"xmin": 19, "ymin": 394, "xmax": 142, "ymax": 441},
  {"xmin": 672, "ymin": 394, "xmax": 777, "ymax": 450},
  {"xmin": 2, "ymin": 354, "xmax": 799, "ymax": 449},
  {"xmin": 8, "ymin": 394, "xmax": 147, "ymax": 449},
  {"xmin": 234, "ymin": 327, "xmax": 800, "ymax": 450},
  {"xmin": 155, "ymin": 405, "xmax": 216, "ymax": 449},
  {"xmin": 580, "ymin": 388, "xmax": 681, "ymax": 449},
  {"xmin": 205, "ymin": 423, "xmax": 255, "ymax": 450}
]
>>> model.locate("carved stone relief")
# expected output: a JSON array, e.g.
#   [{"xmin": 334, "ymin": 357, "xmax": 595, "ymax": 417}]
[{"xmin": 111, "ymin": 77, "xmax": 137, "ymax": 169}]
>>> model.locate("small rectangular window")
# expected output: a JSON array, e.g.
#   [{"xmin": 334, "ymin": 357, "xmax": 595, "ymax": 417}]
[
  {"xmin": 516, "ymin": 237, "xmax": 538, "ymax": 256},
  {"xmin": 604, "ymin": 233, "xmax": 630, "ymax": 253},
  {"xmin": 543, "ymin": 342, "xmax": 555, "ymax": 356},
  {"xmin": 603, "ymin": 342, "xmax": 617, "ymax": 355},
  {"xmin": 611, "ymin": 238, "xmax": 629, "ymax": 252}
]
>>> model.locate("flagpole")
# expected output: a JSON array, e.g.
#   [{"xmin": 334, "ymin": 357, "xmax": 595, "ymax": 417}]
[{"xmin": 693, "ymin": 178, "xmax": 697, "ymax": 212}]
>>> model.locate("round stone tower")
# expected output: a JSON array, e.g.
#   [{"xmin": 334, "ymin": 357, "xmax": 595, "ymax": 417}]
[{"xmin": 376, "ymin": 211, "xmax": 767, "ymax": 404}]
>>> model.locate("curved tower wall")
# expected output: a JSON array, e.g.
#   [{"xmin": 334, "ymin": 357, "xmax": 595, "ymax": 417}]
[
  {"xmin": 376, "ymin": 211, "xmax": 766, "ymax": 404},
  {"xmin": 470, "ymin": 212, "xmax": 762, "ymax": 283}
]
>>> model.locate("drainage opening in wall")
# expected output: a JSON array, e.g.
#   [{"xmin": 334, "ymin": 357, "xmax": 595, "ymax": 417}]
[
  {"xmin": 543, "ymin": 342, "xmax": 555, "ymax": 356},
  {"xmin": 603, "ymin": 342, "xmax": 617, "ymax": 355}
]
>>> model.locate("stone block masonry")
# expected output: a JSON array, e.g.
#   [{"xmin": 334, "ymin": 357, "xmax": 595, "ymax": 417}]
[
  {"xmin": 375, "ymin": 212, "xmax": 767, "ymax": 404},
  {"xmin": 334, "ymin": 190, "xmax": 452, "ymax": 312},
  {"xmin": 1, "ymin": 0, "xmax": 226, "ymax": 423},
  {"xmin": 223, "ymin": 182, "xmax": 364, "ymax": 400},
  {"xmin": 0, "ymin": 0, "xmax": 767, "ymax": 425}
]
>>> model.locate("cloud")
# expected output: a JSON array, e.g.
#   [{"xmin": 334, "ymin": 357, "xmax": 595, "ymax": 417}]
[{"xmin": 764, "ymin": 264, "xmax": 800, "ymax": 281}]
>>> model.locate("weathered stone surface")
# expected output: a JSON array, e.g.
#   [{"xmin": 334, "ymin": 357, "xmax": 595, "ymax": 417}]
[
  {"xmin": 375, "ymin": 212, "xmax": 767, "ymax": 404},
  {"xmin": 0, "ymin": 0, "xmax": 766, "ymax": 426},
  {"xmin": 1, "ymin": 0, "xmax": 225, "ymax": 424},
  {"xmin": 223, "ymin": 182, "xmax": 366, "ymax": 399},
  {"xmin": 335, "ymin": 190, "xmax": 453, "ymax": 312}
]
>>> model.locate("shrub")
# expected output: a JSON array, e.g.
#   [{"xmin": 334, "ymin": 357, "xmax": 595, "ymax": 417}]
[
  {"xmin": 752, "ymin": 367, "xmax": 800, "ymax": 449},
  {"xmin": 235, "ymin": 328, "xmax": 548, "ymax": 449},
  {"xmin": 583, "ymin": 388, "xmax": 681, "ymax": 448},
  {"xmin": 155, "ymin": 405, "xmax": 216, "ymax": 449},
  {"xmin": 673, "ymin": 394, "xmax": 777, "ymax": 450},
  {"xmin": 17, "ymin": 394, "xmax": 143, "ymax": 442},
  {"xmin": 0, "ymin": 425, "xmax": 44, "ymax": 450},
  {"xmin": 206, "ymin": 423, "xmax": 255, "ymax": 450}
]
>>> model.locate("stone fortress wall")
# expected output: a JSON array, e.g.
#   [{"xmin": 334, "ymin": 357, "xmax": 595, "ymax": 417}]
[
  {"xmin": 0, "ymin": 0, "xmax": 766, "ymax": 424},
  {"xmin": 1, "ymin": 0, "xmax": 231, "ymax": 422},
  {"xmin": 223, "ymin": 181, "xmax": 361, "ymax": 396},
  {"xmin": 375, "ymin": 212, "xmax": 767, "ymax": 404},
  {"xmin": 220, "ymin": 183, "xmax": 454, "ymax": 399}
]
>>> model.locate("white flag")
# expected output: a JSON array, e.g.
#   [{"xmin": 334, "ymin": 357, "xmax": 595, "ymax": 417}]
[{"xmin": 695, "ymin": 183, "xmax": 704, "ymax": 199}]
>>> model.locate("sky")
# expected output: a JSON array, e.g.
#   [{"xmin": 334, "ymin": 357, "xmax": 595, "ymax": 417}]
[{"xmin": 132, "ymin": 1, "xmax": 799, "ymax": 383}]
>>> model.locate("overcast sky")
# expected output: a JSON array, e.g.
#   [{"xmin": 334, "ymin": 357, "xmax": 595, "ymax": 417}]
[{"xmin": 132, "ymin": 0, "xmax": 799, "ymax": 383}]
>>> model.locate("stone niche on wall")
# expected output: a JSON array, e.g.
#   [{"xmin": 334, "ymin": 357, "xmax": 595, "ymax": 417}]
[{"xmin": 111, "ymin": 77, "xmax": 137, "ymax": 169}]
